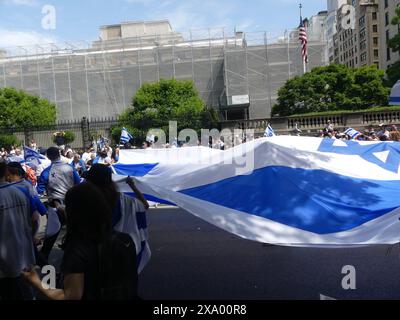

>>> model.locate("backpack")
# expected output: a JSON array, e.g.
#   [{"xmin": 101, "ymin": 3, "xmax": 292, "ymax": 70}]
[{"xmin": 97, "ymin": 231, "xmax": 138, "ymax": 300}]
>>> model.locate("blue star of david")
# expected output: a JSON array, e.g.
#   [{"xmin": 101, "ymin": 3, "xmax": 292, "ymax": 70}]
[{"xmin": 318, "ymin": 139, "xmax": 400, "ymax": 173}]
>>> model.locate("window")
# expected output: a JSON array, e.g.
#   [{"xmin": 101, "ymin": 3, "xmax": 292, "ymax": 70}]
[
  {"xmin": 373, "ymin": 37, "xmax": 378, "ymax": 45},
  {"xmin": 359, "ymin": 16, "xmax": 365, "ymax": 28},
  {"xmin": 373, "ymin": 25, "xmax": 378, "ymax": 33},
  {"xmin": 360, "ymin": 29, "xmax": 366, "ymax": 39},
  {"xmin": 360, "ymin": 40, "xmax": 366, "ymax": 51},
  {"xmin": 374, "ymin": 49, "xmax": 379, "ymax": 58},
  {"xmin": 387, "ymin": 47, "xmax": 391, "ymax": 61},
  {"xmin": 385, "ymin": 0, "xmax": 389, "ymax": 8},
  {"xmin": 372, "ymin": 12, "xmax": 377, "ymax": 20},
  {"xmin": 386, "ymin": 12, "xmax": 389, "ymax": 26},
  {"xmin": 387, "ymin": 30, "xmax": 390, "ymax": 44},
  {"xmin": 361, "ymin": 52, "xmax": 367, "ymax": 62}
]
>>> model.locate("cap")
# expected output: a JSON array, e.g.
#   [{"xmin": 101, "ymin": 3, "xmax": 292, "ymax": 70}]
[{"xmin": 7, "ymin": 162, "xmax": 25, "ymax": 176}]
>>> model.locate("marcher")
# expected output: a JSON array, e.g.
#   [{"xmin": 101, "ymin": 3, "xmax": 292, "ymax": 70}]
[
  {"xmin": 37, "ymin": 147, "xmax": 81, "ymax": 260},
  {"xmin": 0, "ymin": 162, "xmax": 36, "ymax": 300},
  {"xmin": 22, "ymin": 182, "xmax": 139, "ymax": 300}
]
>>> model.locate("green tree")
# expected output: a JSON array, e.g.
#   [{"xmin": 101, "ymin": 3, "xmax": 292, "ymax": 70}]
[
  {"xmin": 272, "ymin": 64, "xmax": 389, "ymax": 117},
  {"xmin": 115, "ymin": 79, "xmax": 219, "ymax": 145},
  {"xmin": 386, "ymin": 6, "xmax": 400, "ymax": 87},
  {"xmin": 0, "ymin": 87, "xmax": 56, "ymax": 127}
]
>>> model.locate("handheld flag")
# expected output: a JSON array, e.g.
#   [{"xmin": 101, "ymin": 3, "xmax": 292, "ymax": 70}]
[
  {"xmin": 24, "ymin": 146, "xmax": 46, "ymax": 165},
  {"xmin": 344, "ymin": 128, "xmax": 361, "ymax": 140},
  {"xmin": 120, "ymin": 127, "xmax": 133, "ymax": 144},
  {"xmin": 264, "ymin": 124, "xmax": 276, "ymax": 137}
]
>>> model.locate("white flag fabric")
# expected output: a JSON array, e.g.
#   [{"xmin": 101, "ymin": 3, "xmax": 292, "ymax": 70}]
[
  {"xmin": 264, "ymin": 124, "xmax": 276, "ymax": 137},
  {"xmin": 112, "ymin": 137, "xmax": 400, "ymax": 247},
  {"xmin": 344, "ymin": 128, "xmax": 361, "ymax": 140},
  {"xmin": 120, "ymin": 127, "xmax": 133, "ymax": 144}
]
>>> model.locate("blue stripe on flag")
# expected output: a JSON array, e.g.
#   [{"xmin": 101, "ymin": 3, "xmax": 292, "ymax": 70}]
[
  {"xmin": 113, "ymin": 163, "xmax": 158, "ymax": 177},
  {"xmin": 390, "ymin": 97, "xmax": 400, "ymax": 103},
  {"xmin": 180, "ymin": 166, "xmax": 400, "ymax": 234}
]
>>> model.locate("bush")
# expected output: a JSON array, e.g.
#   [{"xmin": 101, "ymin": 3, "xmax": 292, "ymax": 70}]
[{"xmin": 0, "ymin": 134, "xmax": 21, "ymax": 150}]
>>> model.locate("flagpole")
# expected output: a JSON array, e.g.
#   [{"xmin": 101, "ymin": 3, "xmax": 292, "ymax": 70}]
[{"xmin": 299, "ymin": 3, "xmax": 307, "ymax": 74}]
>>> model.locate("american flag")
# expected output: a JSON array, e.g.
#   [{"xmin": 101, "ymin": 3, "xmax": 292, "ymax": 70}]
[{"xmin": 299, "ymin": 17, "xmax": 308, "ymax": 64}]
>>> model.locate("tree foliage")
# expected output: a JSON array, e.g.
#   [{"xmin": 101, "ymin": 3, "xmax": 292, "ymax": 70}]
[
  {"xmin": 272, "ymin": 64, "xmax": 390, "ymax": 117},
  {"xmin": 116, "ymin": 79, "xmax": 219, "ymax": 144},
  {"xmin": 0, "ymin": 87, "xmax": 56, "ymax": 127},
  {"xmin": 386, "ymin": 6, "xmax": 400, "ymax": 87}
]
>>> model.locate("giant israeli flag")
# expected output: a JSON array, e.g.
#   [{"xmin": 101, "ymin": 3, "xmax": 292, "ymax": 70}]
[{"xmin": 113, "ymin": 137, "xmax": 400, "ymax": 247}]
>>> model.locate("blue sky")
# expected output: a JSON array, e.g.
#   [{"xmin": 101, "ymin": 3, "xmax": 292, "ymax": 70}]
[{"xmin": 0, "ymin": 0, "xmax": 326, "ymax": 49}]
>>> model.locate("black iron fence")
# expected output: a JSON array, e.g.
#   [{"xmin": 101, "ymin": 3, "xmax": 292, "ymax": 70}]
[
  {"xmin": 0, "ymin": 117, "xmax": 119, "ymax": 150},
  {"xmin": 3, "ymin": 109, "xmax": 400, "ymax": 150}
]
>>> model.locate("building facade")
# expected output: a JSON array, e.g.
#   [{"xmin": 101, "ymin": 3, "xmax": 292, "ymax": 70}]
[
  {"xmin": 326, "ymin": 0, "xmax": 348, "ymax": 63},
  {"xmin": 379, "ymin": 0, "xmax": 400, "ymax": 70},
  {"xmin": 0, "ymin": 21, "xmax": 327, "ymax": 122},
  {"xmin": 334, "ymin": 0, "xmax": 380, "ymax": 68}
]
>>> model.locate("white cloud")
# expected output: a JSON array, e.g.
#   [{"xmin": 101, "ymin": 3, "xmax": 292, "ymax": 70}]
[{"xmin": 0, "ymin": 29, "xmax": 57, "ymax": 49}]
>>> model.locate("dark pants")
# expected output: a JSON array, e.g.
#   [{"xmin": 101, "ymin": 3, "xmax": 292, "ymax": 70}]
[
  {"xmin": 0, "ymin": 277, "xmax": 34, "ymax": 300},
  {"xmin": 40, "ymin": 203, "xmax": 67, "ymax": 261}
]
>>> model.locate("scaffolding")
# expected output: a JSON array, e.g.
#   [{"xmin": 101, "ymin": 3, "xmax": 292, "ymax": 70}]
[{"xmin": 0, "ymin": 27, "xmax": 327, "ymax": 121}]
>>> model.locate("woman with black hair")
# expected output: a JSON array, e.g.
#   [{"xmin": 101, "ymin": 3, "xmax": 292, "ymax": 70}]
[
  {"xmin": 22, "ymin": 182, "xmax": 138, "ymax": 300},
  {"xmin": 84, "ymin": 164, "xmax": 150, "ymax": 273}
]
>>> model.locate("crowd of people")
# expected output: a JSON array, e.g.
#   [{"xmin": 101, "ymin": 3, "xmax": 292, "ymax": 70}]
[
  {"xmin": 2, "ymin": 123, "xmax": 400, "ymax": 300},
  {"xmin": 317, "ymin": 121, "xmax": 400, "ymax": 142},
  {"xmin": 0, "ymin": 142, "xmax": 150, "ymax": 300}
]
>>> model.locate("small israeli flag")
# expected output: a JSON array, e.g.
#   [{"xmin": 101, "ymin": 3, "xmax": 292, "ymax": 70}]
[
  {"xmin": 23, "ymin": 146, "xmax": 46, "ymax": 165},
  {"xmin": 344, "ymin": 128, "xmax": 361, "ymax": 140},
  {"xmin": 264, "ymin": 124, "xmax": 276, "ymax": 137},
  {"xmin": 120, "ymin": 127, "xmax": 133, "ymax": 144}
]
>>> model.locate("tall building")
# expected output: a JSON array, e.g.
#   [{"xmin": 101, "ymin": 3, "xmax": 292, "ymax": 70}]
[
  {"xmin": 379, "ymin": 0, "xmax": 400, "ymax": 71},
  {"xmin": 334, "ymin": 0, "xmax": 380, "ymax": 68},
  {"xmin": 326, "ymin": 0, "xmax": 348, "ymax": 63},
  {"xmin": 357, "ymin": 0, "xmax": 380, "ymax": 68}
]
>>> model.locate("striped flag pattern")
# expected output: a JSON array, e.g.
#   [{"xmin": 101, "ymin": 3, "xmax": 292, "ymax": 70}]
[
  {"xmin": 264, "ymin": 124, "xmax": 276, "ymax": 137},
  {"xmin": 120, "ymin": 127, "xmax": 133, "ymax": 144},
  {"xmin": 299, "ymin": 17, "xmax": 308, "ymax": 63},
  {"xmin": 344, "ymin": 128, "xmax": 362, "ymax": 140}
]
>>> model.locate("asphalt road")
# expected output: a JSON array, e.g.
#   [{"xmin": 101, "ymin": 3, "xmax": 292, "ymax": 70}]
[
  {"xmin": 136, "ymin": 207, "xmax": 400, "ymax": 300},
  {"xmin": 45, "ymin": 207, "xmax": 400, "ymax": 300}
]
